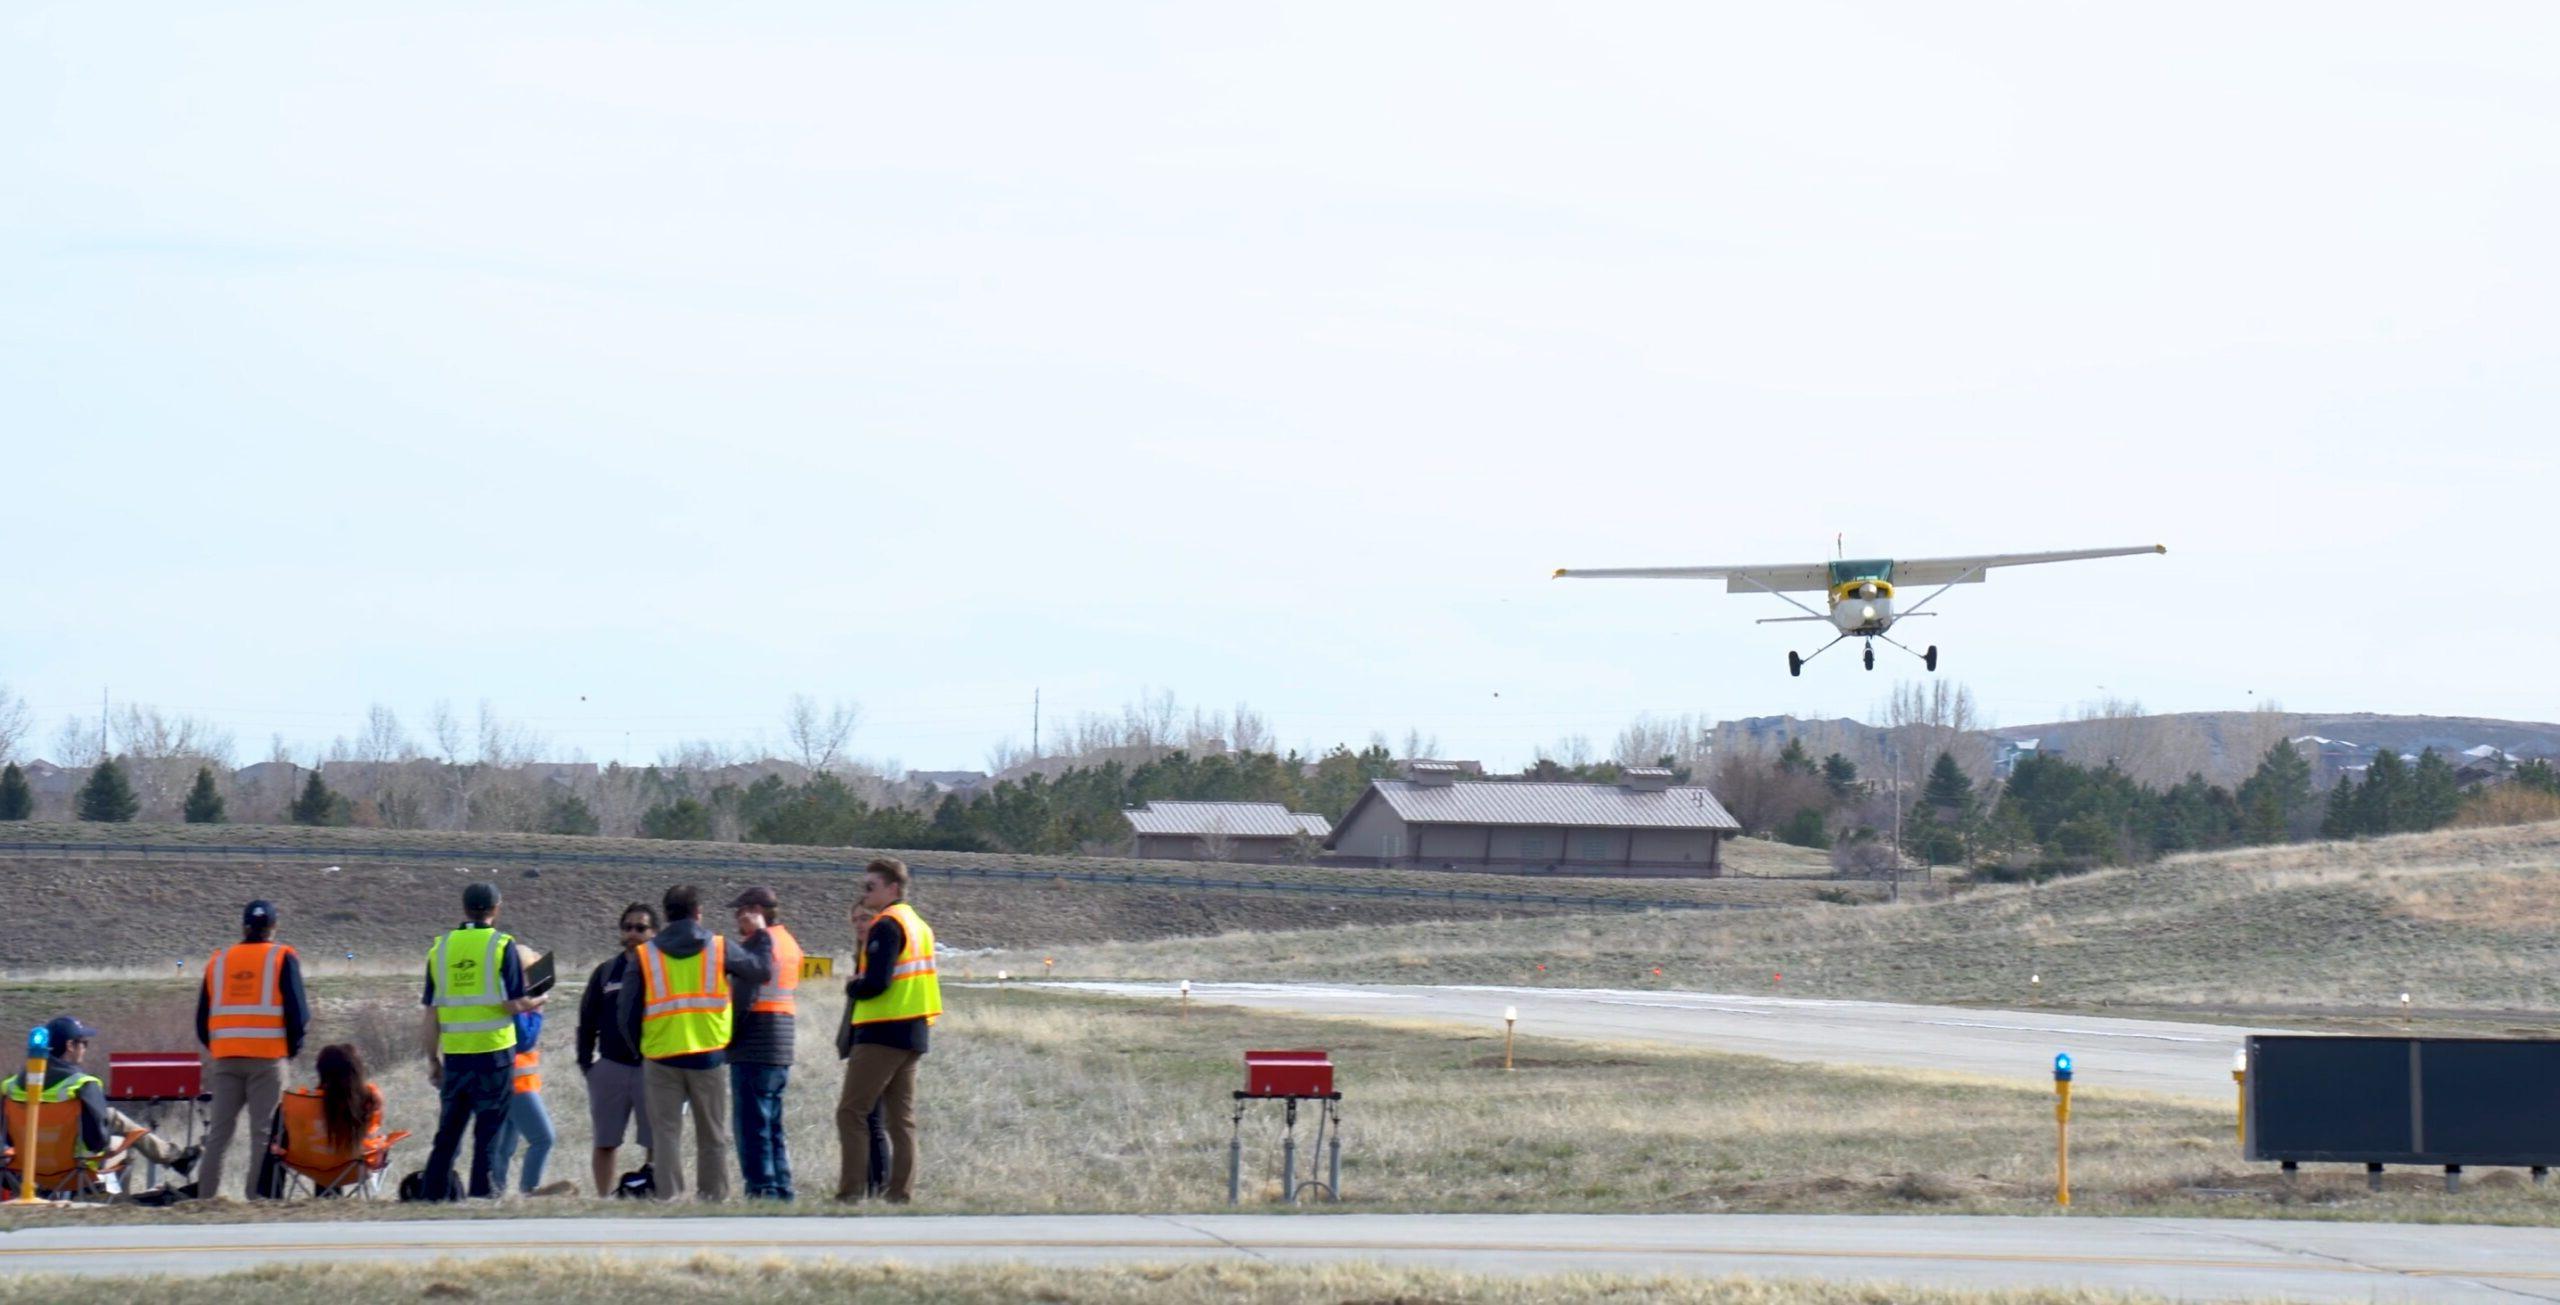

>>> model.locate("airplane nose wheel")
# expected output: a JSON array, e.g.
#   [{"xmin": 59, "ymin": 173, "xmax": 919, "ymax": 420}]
[
  {"xmin": 1924, "ymin": 645, "xmax": 1939, "ymax": 673},
  {"xmin": 1787, "ymin": 651, "xmax": 1803, "ymax": 677},
  {"xmin": 1862, "ymin": 642, "xmax": 1875, "ymax": 671}
]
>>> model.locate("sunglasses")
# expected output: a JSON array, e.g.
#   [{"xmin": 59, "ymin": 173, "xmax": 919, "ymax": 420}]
[{"xmin": 620, "ymin": 922, "xmax": 653, "ymax": 933}]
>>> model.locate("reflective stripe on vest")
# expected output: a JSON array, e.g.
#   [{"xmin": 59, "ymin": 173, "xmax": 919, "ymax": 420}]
[
  {"xmin": 850, "ymin": 902, "xmax": 942, "ymax": 1027},
  {"xmin": 639, "ymin": 934, "xmax": 732, "ymax": 1059},
  {"xmin": 2, "ymin": 1071, "xmax": 94, "ymax": 1106},
  {"xmin": 204, "ymin": 942, "xmax": 294, "ymax": 1059},
  {"xmin": 749, "ymin": 925, "xmax": 802, "ymax": 1016},
  {"xmin": 512, "ymin": 1046, "xmax": 541, "ymax": 1095},
  {"xmin": 428, "ymin": 928, "xmax": 519, "ymax": 1056}
]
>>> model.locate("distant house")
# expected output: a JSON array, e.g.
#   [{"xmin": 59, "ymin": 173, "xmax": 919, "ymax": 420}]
[
  {"xmin": 910, "ymin": 770, "xmax": 991, "ymax": 797},
  {"xmin": 1125, "ymin": 801, "xmax": 1330, "ymax": 863},
  {"xmin": 1325, "ymin": 764, "xmax": 1741, "ymax": 877},
  {"xmin": 1992, "ymin": 737, "xmax": 2042, "ymax": 779}
]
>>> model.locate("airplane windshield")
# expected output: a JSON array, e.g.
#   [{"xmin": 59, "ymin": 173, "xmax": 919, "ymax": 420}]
[{"xmin": 1827, "ymin": 559, "xmax": 1894, "ymax": 585}]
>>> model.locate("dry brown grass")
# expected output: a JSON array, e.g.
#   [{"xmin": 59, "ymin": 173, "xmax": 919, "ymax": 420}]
[
  {"xmin": 0, "ymin": 822, "xmax": 1849, "ymax": 972},
  {"xmin": 8, "ymin": 981, "xmax": 2559, "ymax": 1228},
  {"xmin": 0, "ymin": 1254, "xmax": 2189, "ymax": 1304},
  {"xmin": 1013, "ymin": 823, "xmax": 2560, "ymax": 1017}
]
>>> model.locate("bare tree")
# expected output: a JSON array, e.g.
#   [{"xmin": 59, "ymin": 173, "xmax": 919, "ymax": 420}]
[
  {"xmin": 1398, "ymin": 728, "xmax": 1441, "ymax": 762},
  {"xmin": 1122, "ymin": 689, "xmax": 1181, "ymax": 759},
  {"xmin": 783, "ymin": 695, "xmax": 861, "ymax": 772},
  {"xmin": 1197, "ymin": 816, "xmax": 1235, "ymax": 863},
  {"xmin": 52, "ymin": 714, "xmax": 100, "ymax": 765},
  {"xmin": 0, "ymin": 684, "xmax": 31, "ymax": 763},
  {"xmin": 1229, "ymin": 703, "xmax": 1274, "ymax": 755},
  {"xmin": 1874, "ymin": 680, "xmax": 1987, "ymax": 783}
]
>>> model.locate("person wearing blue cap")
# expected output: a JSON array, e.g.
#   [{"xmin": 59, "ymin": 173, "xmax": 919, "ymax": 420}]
[{"xmin": 2, "ymin": 1015, "xmax": 200, "ymax": 1196}]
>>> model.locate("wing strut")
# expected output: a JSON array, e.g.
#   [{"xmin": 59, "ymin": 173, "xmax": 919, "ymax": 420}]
[
  {"xmin": 1895, "ymin": 565, "xmax": 1988, "ymax": 620},
  {"xmin": 1735, "ymin": 573, "xmax": 1831, "ymax": 621}
]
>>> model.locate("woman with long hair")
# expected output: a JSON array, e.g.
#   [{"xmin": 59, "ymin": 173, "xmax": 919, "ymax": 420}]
[{"xmin": 314, "ymin": 1044, "xmax": 379, "ymax": 1154}]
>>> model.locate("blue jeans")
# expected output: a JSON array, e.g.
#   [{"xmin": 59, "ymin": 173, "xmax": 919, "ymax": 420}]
[
  {"xmin": 490, "ymin": 1089, "xmax": 556, "ymax": 1193},
  {"xmin": 422, "ymin": 1060, "xmax": 513, "ymax": 1200},
  {"xmin": 729, "ymin": 1062, "xmax": 792, "ymax": 1200}
]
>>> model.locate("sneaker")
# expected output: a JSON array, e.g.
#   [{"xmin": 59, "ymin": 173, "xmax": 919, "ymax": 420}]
[
  {"xmin": 170, "ymin": 1145, "xmax": 203, "ymax": 1176},
  {"xmin": 532, "ymin": 1180, "xmax": 579, "ymax": 1198}
]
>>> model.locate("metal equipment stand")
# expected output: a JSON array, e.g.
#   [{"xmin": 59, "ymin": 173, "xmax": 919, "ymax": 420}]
[{"xmin": 1228, "ymin": 1091, "xmax": 1343, "ymax": 1205}]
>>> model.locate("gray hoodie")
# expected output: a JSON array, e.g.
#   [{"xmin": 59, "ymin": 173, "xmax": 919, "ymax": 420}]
[{"xmin": 614, "ymin": 918, "xmax": 771, "ymax": 1071}]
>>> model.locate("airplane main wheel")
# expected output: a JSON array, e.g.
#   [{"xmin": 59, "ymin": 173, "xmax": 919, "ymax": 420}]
[
  {"xmin": 1925, "ymin": 645, "xmax": 1939, "ymax": 673},
  {"xmin": 1862, "ymin": 646, "xmax": 1875, "ymax": 671},
  {"xmin": 1787, "ymin": 651, "xmax": 1803, "ymax": 677}
]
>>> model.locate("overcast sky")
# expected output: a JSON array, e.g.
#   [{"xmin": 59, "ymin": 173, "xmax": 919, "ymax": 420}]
[{"xmin": 5, "ymin": 2, "xmax": 2554, "ymax": 773}]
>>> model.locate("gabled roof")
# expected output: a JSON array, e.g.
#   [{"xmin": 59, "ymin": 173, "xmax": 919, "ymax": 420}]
[
  {"xmin": 1329, "ymin": 779, "xmax": 1739, "ymax": 846},
  {"xmin": 1125, "ymin": 800, "xmax": 1331, "ymax": 839}
]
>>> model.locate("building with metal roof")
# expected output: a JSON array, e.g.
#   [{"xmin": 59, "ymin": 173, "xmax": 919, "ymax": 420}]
[
  {"xmin": 1124, "ymin": 800, "xmax": 1331, "ymax": 863},
  {"xmin": 1325, "ymin": 766, "xmax": 1740, "ymax": 877}
]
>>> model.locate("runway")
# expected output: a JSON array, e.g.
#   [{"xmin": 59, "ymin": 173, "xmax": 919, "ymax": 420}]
[
  {"xmin": 1049, "ymin": 981, "xmax": 2271, "ymax": 1102},
  {"xmin": 5, "ymin": 1213, "xmax": 2558, "ymax": 1301}
]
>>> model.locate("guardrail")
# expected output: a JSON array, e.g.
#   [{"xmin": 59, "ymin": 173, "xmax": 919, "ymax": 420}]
[{"xmin": 0, "ymin": 840, "xmax": 1753, "ymax": 915}]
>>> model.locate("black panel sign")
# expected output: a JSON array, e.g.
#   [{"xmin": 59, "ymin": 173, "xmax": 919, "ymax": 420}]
[{"xmin": 2247, "ymin": 1036, "xmax": 2560, "ymax": 1167}]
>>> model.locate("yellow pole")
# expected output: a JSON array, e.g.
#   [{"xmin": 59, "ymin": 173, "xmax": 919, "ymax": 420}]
[
  {"xmin": 2056, "ymin": 1080, "xmax": 2072, "ymax": 1207},
  {"xmin": 2232, "ymin": 1050, "xmax": 2248, "ymax": 1151},
  {"xmin": 1503, "ymin": 1006, "xmax": 1517, "ymax": 1072},
  {"xmin": 10, "ymin": 1030, "xmax": 46, "ymax": 1205}
]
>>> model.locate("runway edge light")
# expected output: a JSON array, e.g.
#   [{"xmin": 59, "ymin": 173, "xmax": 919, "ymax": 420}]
[{"xmin": 2052, "ymin": 1051, "xmax": 2074, "ymax": 1209}]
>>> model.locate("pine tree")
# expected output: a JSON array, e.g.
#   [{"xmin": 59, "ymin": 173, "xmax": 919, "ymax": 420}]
[
  {"xmin": 2359, "ymin": 750, "xmax": 2411, "ymax": 833},
  {"xmin": 2321, "ymin": 775, "xmax": 2361, "ymax": 839},
  {"xmin": 0, "ymin": 763, "xmax": 31, "ymax": 820},
  {"xmin": 639, "ymin": 797, "xmax": 713, "ymax": 841},
  {"xmin": 2518, "ymin": 759, "xmax": 2560, "ymax": 796},
  {"xmin": 181, "ymin": 766, "xmax": 226, "ymax": 823},
  {"xmin": 2236, "ymin": 740, "xmax": 2314, "ymax": 844},
  {"xmin": 290, "ymin": 771, "xmax": 340, "ymax": 826},
  {"xmin": 1821, "ymin": 753, "xmax": 1859, "ymax": 799},
  {"xmin": 2409, "ymin": 748, "xmax": 2462, "ymax": 831},
  {"xmin": 76, "ymin": 758, "xmax": 141, "ymax": 822},
  {"xmin": 1775, "ymin": 738, "xmax": 1815, "ymax": 776},
  {"xmin": 1921, "ymin": 751, "xmax": 1975, "ymax": 814}
]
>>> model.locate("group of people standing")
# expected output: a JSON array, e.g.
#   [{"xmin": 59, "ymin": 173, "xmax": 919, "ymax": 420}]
[
  {"xmin": 3, "ymin": 856, "xmax": 940, "ymax": 1206},
  {"xmin": 422, "ymin": 855, "xmax": 941, "ymax": 1202}
]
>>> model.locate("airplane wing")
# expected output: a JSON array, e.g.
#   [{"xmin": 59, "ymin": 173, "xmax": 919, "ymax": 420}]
[
  {"xmin": 1551, "ymin": 562, "xmax": 1833, "ymax": 593},
  {"xmin": 1892, "ymin": 544, "xmax": 2165, "ymax": 587}
]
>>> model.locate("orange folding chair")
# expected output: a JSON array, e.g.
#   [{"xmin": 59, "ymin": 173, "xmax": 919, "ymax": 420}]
[
  {"xmin": 265, "ymin": 1089, "xmax": 410, "ymax": 1199},
  {"xmin": 3, "ymin": 1095, "xmax": 139, "ymax": 1201}
]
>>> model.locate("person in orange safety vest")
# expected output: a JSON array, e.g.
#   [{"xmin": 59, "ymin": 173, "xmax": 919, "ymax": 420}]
[
  {"xmin": 195, "ymin": 899, "xmax": 309, "ymax": 1201},
  {"xmin": 726, "ymin": 885, "xmax": 801, "ymax": 1200}
]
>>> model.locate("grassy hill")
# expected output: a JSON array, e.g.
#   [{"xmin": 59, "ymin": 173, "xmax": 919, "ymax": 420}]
[
  {"xmin": 0, "ymin": 823, "xmax": 1845, "ymax": 971},
  {"xmin": 1015, "ymin": 822, "xmax": 2560, "ymax": 1016}
]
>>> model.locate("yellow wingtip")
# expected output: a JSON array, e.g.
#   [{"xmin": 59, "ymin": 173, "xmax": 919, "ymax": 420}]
[
  {"xmin": 2155, "ymin": 544, "xmax": 2168, "ymax": 554},
  {"xmin": 1552, "ymin": 568, "xmax": 1568, "ymax": 579}
]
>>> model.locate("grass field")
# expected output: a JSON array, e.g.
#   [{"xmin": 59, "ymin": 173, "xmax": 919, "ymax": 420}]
[
  {"xmin": 1008, "ymin": 823, "xmax": 2560, "ymax": 1017},
  {"xmin": 0, "ymin": 822, "xmax": 1850, "ymax": 971},
  {"xmin": 5, "ymin": 980, "xmax": 2555, "ymax": 1228},
  {"xmin": 0, "ymin": 1256, "xmax": 2193, "ymax": 1304}
]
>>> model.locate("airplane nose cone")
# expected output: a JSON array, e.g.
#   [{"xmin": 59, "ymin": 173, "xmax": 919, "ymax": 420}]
[{"xmin": 1862, "ymin": 605, "xmax": 1877, "ymax": 621}]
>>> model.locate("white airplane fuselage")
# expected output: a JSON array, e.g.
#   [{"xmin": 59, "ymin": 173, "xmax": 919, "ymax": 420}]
[{"xmin": 1831, "ymin": 583, "xmax": 1894, "ymax": 635}]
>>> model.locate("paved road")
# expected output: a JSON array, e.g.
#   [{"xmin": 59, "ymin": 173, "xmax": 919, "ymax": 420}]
[
  {"xmin": 5, "ymin": 1213, "xmax": 2558, "ymax": 1301},
  {"xmin": 1052, "ymin": 981, "xmax": 2270, "ymax": 1103}
]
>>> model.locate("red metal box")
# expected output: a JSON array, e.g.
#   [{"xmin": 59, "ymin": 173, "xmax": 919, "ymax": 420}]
[
  {"xmin": 107, "ymin": 1052, "xmax": 201, "ymax": 1101},
  {"xmin": 1243, "ymin": 1049, "xmax": 1334, "ymax": 1098}
]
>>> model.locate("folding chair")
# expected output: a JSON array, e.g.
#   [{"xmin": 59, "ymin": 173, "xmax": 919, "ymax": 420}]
[
  {"xmin": 2, "ymin": 1096, "xmax": 139, "ymax": 1202},
  {"xmin": 264, "ymin": 1089, "xmax": 409, "ymax": 1199}
]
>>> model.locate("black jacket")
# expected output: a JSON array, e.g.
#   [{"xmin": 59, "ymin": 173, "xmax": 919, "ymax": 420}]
[
  {"xmin": 839, "ymin": 913, "xmax": 928, "ymax": 1056},
  {"xmin": 726, "ymin": 928, "xmax": 795, "ymax": 1066},
  {"xmin": 614, "ymin": 918, "xmax": 770, "ymax": 1071},
  {"xmin": 577, "ymin": 953, "xmax": 645, "ymax": 1068},
  {"xmin": 195, "ymin": 943, "xmax": 313, "ymax": 1059}
]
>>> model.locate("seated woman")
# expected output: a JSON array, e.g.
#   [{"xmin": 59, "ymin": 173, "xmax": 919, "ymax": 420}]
[{"xmin": 268, "ymin": 1044, "xmax": 391, "ymax": 1193}]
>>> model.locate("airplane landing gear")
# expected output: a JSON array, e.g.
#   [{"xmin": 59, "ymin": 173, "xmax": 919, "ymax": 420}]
[
  {"xmin": 1924, "ymin": 645, "xmax": 1939, "ymax": 673},
  {"xmin": 1862, "ymin": 643, "xmax": 1875, "ymax": 671},
  {"xmin": 1788, "ymin": 651, "xmax": 1803, "ymax": 678}
]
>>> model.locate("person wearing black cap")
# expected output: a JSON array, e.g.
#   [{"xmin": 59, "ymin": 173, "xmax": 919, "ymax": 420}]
[
  {"xmin": 3, "ymin": 1015, "xmax": 201, "ymax": 1196},
  {"xmin": 726, "ymin": 885, "xmax": 799, "ymax": 1200},
  {"xmin": 195, "ymin": 898, "xmax": 309, "ymax": 1201},
  {"xmin": 418, "ymin": 881, "xmax": 541, "ymax": 1200}
]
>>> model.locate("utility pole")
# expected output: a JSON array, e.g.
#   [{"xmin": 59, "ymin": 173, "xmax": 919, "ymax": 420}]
[
  {"xmin": 99, "ymin": 687, "xmax": 109, "ymax": 762},
  {"xmin": 1031, "ymin": 688, "xmax": 1041, "ymax": 759}
]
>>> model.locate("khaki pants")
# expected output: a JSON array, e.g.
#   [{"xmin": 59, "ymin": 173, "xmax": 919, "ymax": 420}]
[
  {"xmin": 641, "ymin": 1061, "xmax": 731, "ymax": 1202},
  {"xmin": 834, "ymin": 1045, "xmax": 920, "ymax": 1202},
  {"xmin": 200, "ymin": 1057, "xmax": 284, "ymax": 1200},
  {"xmin": 102, "ymin": 1107, "xmax": 188, "ymax": 1166}
]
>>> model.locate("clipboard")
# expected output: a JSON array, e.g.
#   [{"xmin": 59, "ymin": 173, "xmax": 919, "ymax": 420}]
[{"xmin": 523, "ymin": 949, "xmax": 556, "ymax": 998}]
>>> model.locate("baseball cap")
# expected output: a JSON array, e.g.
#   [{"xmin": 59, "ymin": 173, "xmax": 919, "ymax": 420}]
[
  {"xmin": 243, "ymin": 900, "xmax": 278, "ymax": 927},
  {"xmin": 462, "ymin": 882, "xmax": 501, "ymax": 914},
  {"xmin": 44, "ymin": 1015, "xmax": 97, "ymax": 1047},
  {"xmin": 728, "ymin": 886, "xmax": 779, "ymax": 912}
]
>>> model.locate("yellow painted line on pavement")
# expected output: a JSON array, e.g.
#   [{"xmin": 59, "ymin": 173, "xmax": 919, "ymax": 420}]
[{"xmin": 0, "ymin": 1234, "xmax": 2555, "ymax": 1282}]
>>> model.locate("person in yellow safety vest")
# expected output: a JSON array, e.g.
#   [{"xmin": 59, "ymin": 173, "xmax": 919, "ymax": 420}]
[
  {"xmin": 615, "ymin": 883, "xmax": 769, "ymax": 1202},
  {"xmin": 726, "ymin": 885, "xmax": 800, "ymax": 1200},
  {"xmin": 416, "ymin": 882, "xmax": 544, "ymax": 1201},
  {"xmin": 3, "ymin": 1015, "xmax": 199, "ymax": 1198},
  {"xmin": 194, "ymin": 899, "xmax": 309, "ymax": 1202},
  {"xmin": 833, "ymin": 856, "xmax": 940, "ymax": 1203}
]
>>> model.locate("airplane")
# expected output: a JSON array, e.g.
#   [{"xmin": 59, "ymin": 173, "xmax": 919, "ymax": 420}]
[{"xmin": 1553, "ymin": 544, "xmax": 2166, "ymax": 675}]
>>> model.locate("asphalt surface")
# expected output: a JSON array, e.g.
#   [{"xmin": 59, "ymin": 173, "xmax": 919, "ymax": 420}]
[
  {"xmin": 1052, "ymin": 981, "xmax": 2268, "ymax": 1102},
  {"xmin": 6, "ymin": 1213, "xmax": 2560, "ymax": 1300}
]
